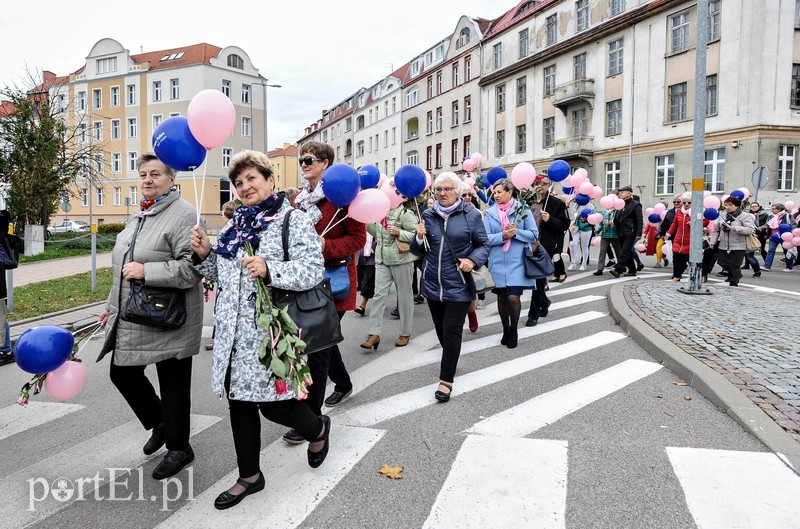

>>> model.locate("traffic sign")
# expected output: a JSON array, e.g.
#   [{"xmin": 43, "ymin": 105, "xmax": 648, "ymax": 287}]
[{"xmin": 752, "ymin": 166, "xmax": 770, "ymax": 189}]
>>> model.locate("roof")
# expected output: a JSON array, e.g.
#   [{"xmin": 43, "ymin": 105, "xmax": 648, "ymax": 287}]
[
  {"xmin": 483, "ymin": 0, "xmax": 558, "ymax": 39},
  {"xmin": 0, "ymin": 100, "xmax": 15, "ymax": 118},
  {"xmin": 31, "ymin": 71, "xmax": 69, "ymax": 93},
  {"xmin": 131, "ymin": 43, "xmax": 224, "ymax": 71},
  {"xmin": 268, "ymin": 144, "xmax": 298, "ymax": 158}
]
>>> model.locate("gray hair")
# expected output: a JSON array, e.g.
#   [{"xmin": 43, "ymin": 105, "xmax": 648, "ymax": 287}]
[
  {"xmin": 136, "ymin": 153, "xmax": 176, "ymax": 179},
  {"xmin": 492, "ymin": 178, "xmax": 516, "ymax": 193},
  {"xmin": 433, "ymin": 172, "xmax": 465, "ymax": 195}
]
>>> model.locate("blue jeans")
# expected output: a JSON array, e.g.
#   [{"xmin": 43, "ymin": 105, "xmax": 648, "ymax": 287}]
[
  {"xmin": 0, "ymin": 313, "xmax": 8, "ymax": 354},
  {"xmin": 765, "ymin": 239, "xmax": 795, "ymax": 270},
  {"xmin": 744, "ymin": 252, "xmax": 761, "ymax": 273}
]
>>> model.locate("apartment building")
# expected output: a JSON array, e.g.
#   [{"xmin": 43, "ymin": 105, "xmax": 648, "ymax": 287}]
[{"xmin": 267, "ymin": 143, "xmax": 300, "ymax": 189}]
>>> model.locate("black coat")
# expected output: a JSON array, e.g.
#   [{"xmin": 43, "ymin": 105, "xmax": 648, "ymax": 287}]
[
  {"xmin": 0, "ymin": 211, "xmax": 9, "ymax": 299},
  {"xmin": 659, "ymin": 207, "xmax": 678, "ymax": 238},
  {"xmin": 616, "ymin": 198, "xmax": 643, "ymax": 237},
  {"xmin": 537, "ymin": 193, "xmax": 571, "ymax": 255}
]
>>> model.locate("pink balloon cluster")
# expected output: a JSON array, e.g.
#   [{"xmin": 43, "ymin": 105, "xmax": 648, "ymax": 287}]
[
  {"xmin": 780, "ymin": 227, "xmax": 800, "ymax": 250},
  {"xmin": 462, "ymin": 152, "xmax": 484, "ymax": 172},
  {"xmin": 187, "ymin": 89, "xmax": 237, "ymax": 150},
  {"xmin": 600, "ymin": 193, "xmax": 625, "ymax": 211}
]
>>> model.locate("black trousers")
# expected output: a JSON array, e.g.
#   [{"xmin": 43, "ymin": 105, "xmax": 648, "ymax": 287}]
[
  {"xmin": 427, "ymin": 300, "xmax": 471, "ymax": 383},
  {"xmin": 109, "ymin": 355, "xmax": 192, "ymax": 451},
  {"xmin": 357, "ymin": 264, "xmax": 376, "ymax": 299},
  {"xmin": 527, "ymin": 278, "xmax": 549, "ymax": 320},
  {"xmin": 306, "ymin": 311, "xmax": 351, "ymax": 415},
  {"xmin": 716, "ymin": 250, "xmax": 745, "ymax": 285},
  {"xmin": 672, "ymin": 253, "xmax": 689, "ymax": 279},
  {"xmin": 614, "ymin": 233, "xmax": 638, "ymax": 274}
]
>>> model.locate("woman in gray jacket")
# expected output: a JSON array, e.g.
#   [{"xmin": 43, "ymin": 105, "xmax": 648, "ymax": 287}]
[
  {"xmin": 191, "ymin": 150, "xmax": 330, "ymax": 510},
  {"xmin": 710, "ymin": 195, "xmax": 756, "ymax": 287},
  {"xmin": 98, "ymin": 154, "xmax": 203, "ymax": 481}
]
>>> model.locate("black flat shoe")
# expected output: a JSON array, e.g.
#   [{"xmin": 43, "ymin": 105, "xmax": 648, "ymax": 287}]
[
  {"xmin": 214, "ymin": 473, "xmax": 265, "ymax": 510},
  {"xmin": 525, "ymin": 317, "xmax": 538, "ymax": 327},
  {"xmin": 152, "ymin": 446, "xmax": 194, "ymax": 480},
  {"xmin": 143, "ymin": 425, "xmax": 165, "ymax": 455},
  {"xmin": 435, "ymin": 382, "xmax": 453, "ymax": 402},
  {"xmin": 506, "ymin": 328, "xmax": 518, "ymax": 349},
  {"xmin": 500, "ymin": 327, "xmax": 509, "ymax": 346},
  {"xmin": 324, "ymin": 389, "xmax": 353, "ymax": 407},
  {"xmin": 753, "ymin": 272, "xmax": 761, "ymax": 278},
  {"xmin": 308, "ymin": 415, "xmax": 331, "ymax": 468},
  {"xmin": 354, "ymin": 306, "xmax": 365, "ymax": 316},
  {"xmin": 282, "ymin": 428, "xmax": 305, "ymax": 445}
]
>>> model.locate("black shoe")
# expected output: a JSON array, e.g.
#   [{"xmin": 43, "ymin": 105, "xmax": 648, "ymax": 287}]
[
  {"xmin": 500, "ymin": 327, "xmax": 509, "ymax": 346},
  {"xmin": 143, "ymin": 425, "xmax": 165, "ymax": 455},
  {"xmin": 609, "ymin": 270, "xmax": 621, "ymax": 278},
  {"xmin": 605, "ymin": 260, "xmax": 616, "ymax": 268},
  {"xmin": 729, "ymin": 283, "xmax": 739, "ymax": 287},
  {"xmin": 716, "ymin": 272, "xmax": 728, "ymax": 277},
  {"xmin": 592, "ymin": 270, "xmax": 603, "ymax": 276},
  {"xmin": 435, "ymin": 382, "xmax": 452, "ymax": 403},
  {"xmin": 214, "ymin": 473, "xmax": 265, "ymax": 510},
  {"xmin": 353, "ymin": 306, "xmax": 365, "ymax": 316},
  {"xmin": 624, "ymin": 272, "xmax": 637, "ymax": 277},
  {"xmin": 506, "ymin": 328, "xmax": 518, "ymax": 349},
  {"xmin": 663, "ymin": 259, "xmax": 669, "ymax": 266},
  {"xmin": 0, "ymin": 352, "xmax": 14, "ymax": 366},
  {"xmin": 636, "ymin": 263, "xmax": 645, "ymax": 271},
  {"xmin": 413, "ymin": 295, "xmax": 424, "ymax": 305},
  {"xmin": 282, "ymin": 429, "xmax": 306, "ymax": 445},
  {"xmin": 324, "ymin": 388, "xmax": 353, "ymax": 407},
  {"xmin": 152, "ymin": 446, "xmax": 194, "ymax": 480},
  {"xmin": 308, "ymin": 415, "xmax": 331, "ymax": 468},
  {"xmin": 390, "ymin": 307, "xmax": 400, "ymax": 318},
  {"xmin": 741, "ymin": 265, "xmax": 749, "ymax": 270},
  {"xmin": 539, "ymin": 303, "xmax": 550, "ymax": 318},
  {"xmin": 753, "ymin": 272, "xmax": 761, "ymax": 278},
  {"xmin": 525, "ymin": 317, "xmax": 538, "ymax": 327}
]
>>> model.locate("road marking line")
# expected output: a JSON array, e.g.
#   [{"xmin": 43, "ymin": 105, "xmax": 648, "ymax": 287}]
[
  {"xmin": 422, "ymin": 436, "xmax": 568, "ymax": 529},
  {"xmin": 337, "ymin": 331, "xmax": 626, "ymax": 427},
  {"xmin": 157, "ymin": 425, "xmax": 385, "ymax": 528},
  {"xmin": 667, "ymin": 447, "xmax": 800, "ymax": 528},
  {"xmin": 465, "ymin": 359, "xmax": 662, "ymax": 437},
  {"xmin": 548, "ymin": 273, "xmax": 671, "ymax": 297},
  {"xmin": 0, "ymin": 414, "xmax": 220, "ymax": 527},
  {"xmin": 0, "ymin": 402, "xmax": 85, "ymax": 441}
]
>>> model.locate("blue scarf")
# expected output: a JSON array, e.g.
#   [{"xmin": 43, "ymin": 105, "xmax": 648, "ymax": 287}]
[{"xmin": 214, "ymin": 193, "xmax": 284, "ymax": 259}]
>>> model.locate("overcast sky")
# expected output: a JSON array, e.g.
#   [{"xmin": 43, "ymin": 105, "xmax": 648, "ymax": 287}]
[{"xmin": 0, "ymin": 0, "xmax": 507, "ymax": 150}]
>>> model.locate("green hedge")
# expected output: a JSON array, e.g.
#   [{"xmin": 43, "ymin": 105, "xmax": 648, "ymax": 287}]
[
  {"xmin": 98, "ymin": 222, "xmax": 126, "ymax": 235},
  {"xmin": 61, "ymin": 236, "xmax": 116, "ymax": 250}
]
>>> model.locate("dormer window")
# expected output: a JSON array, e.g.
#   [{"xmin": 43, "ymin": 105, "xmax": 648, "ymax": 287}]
[
  {"xmin": 227, "ymin": 54, "xmax": 244, "ymax": 69},
  {"xmin": 518, "ymin": 0, "xmax": 536, "ymax": 16},
  {"xmin": 457, "ymin": 27, "xmax": 471, "ymax": 49}
]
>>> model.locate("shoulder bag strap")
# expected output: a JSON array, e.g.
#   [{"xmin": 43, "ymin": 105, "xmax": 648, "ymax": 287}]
[
  {"xmin": 281, "ymin": 209, "xmax": 293, "ymax": 262},
  {"xmin": 127, "ymin": 217, "xmax": 144, "ymax": 264},
  {"xmin": 436, "ymin": 216, "xmax": 461, "ymax": 266}
]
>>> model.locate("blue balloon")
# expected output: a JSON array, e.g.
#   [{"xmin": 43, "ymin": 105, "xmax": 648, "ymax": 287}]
[
  {"xmin": 357, "ymin": 165, "xmax": 380, "ymax": 189},
  {"xmin": 322, "ymin": 164, "xmax": 361, "ymax": 207},
  {"xmin": 581, "ymin": 208, "xmax": 593, "ymax": 218},
  {"xmin": 771, "ymin": 232, "xmax": 782, "ymax": 243},
  {"xmin": 152, "ymin": 116, "xmax": 206, "ymax": 172},
  {"xmin": 15, "ymin": 326, "xmax": 74, "ymax": 374},
  {"xmin": 703, "ymin": 208, "xmax": 720, "ymax": 220},
  {"xmin": 648, "ymin": 213, "xmax": 661, "ymax": 223},
  {"xmin": 475, "ymin": 174, "xmax": 487, "ymax": 189},
  {"xmin": 548, "ymin": 160, "xmax": 571, "ymax": 182},
  {"xmin": 574, "ymin": 193, "xmax": 590, "ymax": 205},
  {"xmin": 394, "ymin": 164, "xmax": 427, "ymax": 198},
  {"xmin": 779, "ymin": 223, "xmax": 792, "ymax": 234},
  {"xmin": 485, "ymin": 166, "xmax": 507, "ymax": 186},
  {"xmin": 562, "ymin": 186, "xmax": 574, "ymax": 195},
  {"xmin": 729, "ymin": 190, "xmax": 745, "ymax": 201}
]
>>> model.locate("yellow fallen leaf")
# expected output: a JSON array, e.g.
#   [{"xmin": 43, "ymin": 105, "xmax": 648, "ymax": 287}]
[
  {"xmin": 673, "ymin": 381, "xmax": 688, "ymax": 386},
  {"xmin": 664, "ymin": 410, "xmax": 677, "ymax": 417},
  {"xmin": 683, "ymin": 394, "xmax": 692, "ymax": 401},
  {"xmin": 379, "ymin": 464, "xmax": 404, "ymax": 479}
]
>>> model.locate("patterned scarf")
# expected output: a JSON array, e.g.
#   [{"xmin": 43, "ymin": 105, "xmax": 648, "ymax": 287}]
[
  {"xmin": 432, "ymin": 199, "xmax": 463, "ymax": 219},
  {"xmin": 294, "ymin": 180, "xmax": 326, "ymax": 225},
  {"xmin": 139, "ymin": 185, "xmax": 177, "ymax": 213},
  {"xmin": 213, "ymin": 193, "xmax": 284, "ymax": 258},
  {"xmin": 496, "ymin": 198, "xmax": 515, "ymax": 252}
]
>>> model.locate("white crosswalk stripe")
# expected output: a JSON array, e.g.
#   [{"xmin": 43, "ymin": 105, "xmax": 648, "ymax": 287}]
[{"xmin": 0, "ymin": 402, "xmax": 85, "ymax": 441}]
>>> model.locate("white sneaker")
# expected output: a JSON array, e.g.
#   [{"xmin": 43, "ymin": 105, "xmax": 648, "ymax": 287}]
[
  {"xmin": 567, "ymin": 263, "xmax": 577, "ymax": 271},
  {"xmin": 783, "ymin": 269, "xmax": 794, "ymax": 272},
  {"xmin": 579, "ymin": 265, "xmax": 586, "ymax": 271},
  {"xmin": 476, "ymin": 298, "xmax": 486, "ymax": 309}
]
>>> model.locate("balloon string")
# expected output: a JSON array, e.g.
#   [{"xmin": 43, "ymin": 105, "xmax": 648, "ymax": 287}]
[
  {"xmin": 321, "ymin": 208, "xmax": 342, "ymax": 235},
  {"xmin": 413, "ymin": 200, "xmax": 430, "ymax": 250},
  {"xmin": 198, "ymin": 163, "xmax": 207, "ymax": 227},
  {"xmin": 320, "ymin": 215, "xmax": 348, "ymax": 237},
  {"xmin": 191, "ymin": 168, "xmax": 200, "ymax": 226},
  {"xmin": 74, "ymin": 325, "xmax": 103, "ymax": 358}
]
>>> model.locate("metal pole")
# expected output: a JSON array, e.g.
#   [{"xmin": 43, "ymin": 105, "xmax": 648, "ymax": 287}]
[
  {"xmin": 90, "ymin": 161, "xmax": 96, "ymax": 293},
  {"xmin": 249, "ymin": 92, "xmax": 254, "ymax": 150},
  {"xmin": 262, "ymin": 81, "xmax": 268, "ymax": 153},
  {"xmin": 684, "ymin": 0, "xmax": 709, "ymax": 294}
]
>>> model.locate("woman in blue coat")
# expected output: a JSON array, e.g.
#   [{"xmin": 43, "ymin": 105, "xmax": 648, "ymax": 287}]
[
  {"xmin": 484, "ymin": 179, "xmax": 538, "ymax": 349},
  {"xmin": 411, "ymin": 172, "xmax": 489, "ymax": 402}
]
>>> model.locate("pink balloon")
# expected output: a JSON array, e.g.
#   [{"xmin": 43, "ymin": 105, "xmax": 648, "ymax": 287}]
[
  {"xmin": 636, "ymin": 243, "xmax": 646, "ymax": 252},
  {"xmin": 792, "ymin": 228, "xmax": 800, "ymax": 237},
  {"xmin": 653, "ymin": 203, "xmax": 666, "ymax": 214},
  {"xmin": 607, "ymin": 193, "xmax": 619, "ymax": 201},
  {"xmin": 377, "ymin": 173, "xmax": 387, "ymax": 188},
  {"xmin": 599, "ymin": 196, "xmax": 614, "ymax": 209},
  {"xmin": 660, "ymin": 210, "xmax": 667, "ymax": 219},
  {"xmin": 721, "ymin": 194, "xmax": 730, "ymax": 204},
  {"xmin": 463, "ymin": 177, "xmax": 476, "ymax": 189},
  {"xmin": 569, "ymin": 173, "xmax": 586, "ymax": 188},
  {"xmin": 587, "ymin": 213, "xmax": 603, "ymax": 225},
  {"xmin": 703, "ymin": 196, "xmax": 721, "ymax": 210},
  {"xmin": 187, "ymin": 89, "xmax": 237, "ymax": 150},
  {"xmin": 591, "ymin": 237, "xmax": 601, "ymax": 247},
  {"xmin": 45, "ymin": 360, "xmax": 87, "ymax": 401},
  {"xmin": 380, "ymin": 179, "xmax": 405, "ymax": 208},
  {"xmin": 590, "ymin": 185, "xmax": 603, "ymax": 199},
  {"xmin": 424, "ymin": 171, "xmax": 432, "ymax": 190},
  {"xmin": 613, "ymin": 198, "xmax": 625, "ymax": 210},
  {"xmin": 470, "ymin": 152, "xmax": 483, "ymax": 166},
  {"xmin": 785, "ymin": 201, "xmax": 796, "ymax": 210},
  {"xmin": 348, "ymin": 189, "xmax": 392, "ymax": 224},
  {"xmin": 781, "ymin": 232, "xmax": 793, "ymax": 242},
  {"xmin": 463, "ymin": 159, "xmax": 475, "ymax": 172},
  {"xmin": 644, "ymin": 208, "xmax": 655, "ymax": 216},
  {"xmin": 792, "ymin": 237, "xmax": 800, "ymax": 247},
  {"xmin": 782, "ymin": 241, "xmax": 794, "ymax": 249},
  {"xmin": 511, "ymin": 162, "xmax": 537, "ymax": 189},
  {"xmin": 707, "ymin": 222, "xmax": 715, "ymax": 234},
  {"xmin": 578, "ymin": 182, "xmax": 594, "ymax": 195},
  {"xmin": 573, "ymin": 168, "xmax": 588, "ymax": 180},
  {"xmin": 703, "ymin": 190, "xmax": 711, "ymax": 197},
  {"xmin": 738, "ymin": 188, "xmax": 751, "ymax": 201}
]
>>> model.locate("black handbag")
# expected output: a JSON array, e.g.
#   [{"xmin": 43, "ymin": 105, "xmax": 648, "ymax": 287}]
[
  {"xmin": 119, "ymin": 218, "xmax": 187, "ymax": 329},
  {"xmin": 437, "ymin": 217, "xmax": 494, "ymax": 295},
  {"xmin": 270, "ymin": 211, "xmax": 343, "ymax": 354},
  {"xmin": 524, "ymin": 243, "xmax": 555, "ymax": 279},
  {"xmin": 2, "ymin": 233, "xmax": 22, "ymax": 269}
]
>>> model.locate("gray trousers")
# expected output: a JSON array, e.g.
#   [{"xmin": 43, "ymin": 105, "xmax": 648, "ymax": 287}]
[{"xmin": 368, "ymin": 262, "xmax": 415, "ymax": 336}]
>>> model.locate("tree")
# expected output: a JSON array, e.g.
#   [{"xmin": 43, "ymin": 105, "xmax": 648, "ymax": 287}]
[{"xmin": 0, "ymin": 73, "xmax": 101, "ymax": 229}]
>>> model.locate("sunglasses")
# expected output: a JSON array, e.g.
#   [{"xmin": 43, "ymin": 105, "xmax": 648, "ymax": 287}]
[
  {"xmin": 682, "ymin": 201, "xmax": 692, "ymax": 205},
  {"xmin": 299, "ymin": 156, "xmax": 320, "ymax": 166}
]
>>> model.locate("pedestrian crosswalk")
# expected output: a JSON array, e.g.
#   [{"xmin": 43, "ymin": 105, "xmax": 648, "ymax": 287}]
[{"xmin": 1, "ymin": 274, "xmax": 798, "ymax": 528}]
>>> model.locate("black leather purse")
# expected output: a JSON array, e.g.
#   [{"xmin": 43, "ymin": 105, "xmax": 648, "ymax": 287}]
[
  {"xmin": 269, "ymin": 211, "xmax": 343, "ymax": 354},
  {"xmin": 120, "ymin": 218, "xmax": 187, "ymax": 329},
  {"xmin": 524, "ymin": 242, "xmax": 555, "ymax": 279}
]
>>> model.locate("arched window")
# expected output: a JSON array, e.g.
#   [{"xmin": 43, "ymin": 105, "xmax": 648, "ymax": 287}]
[
  {"xmin": 227, "ymin": 54, "xmax": 244, "ymax": 69},
  {"xmin": 406, "ymin": 117, "xmax": 419, "ymax": 140},
  {"xmin": 457, "ymin": 27, "xmax": 471, "ymax": 49},
  {"xmin": 345, "ymin": 139, "xmax": 353, "ymax": 157},
  {"xmin": 406, "ymin": 150, "xmax": 419, "ymax": 166},
  {"xmin": 517, "ymin": 1, "xmax": 536, "ymax": 16},
  {"xmin": 356, "ymin": 116, "xmax": 365, "ymax": 130},
  {"xmin": 356, "ymin": 141, "xmax": 365, "ymax": 157}
]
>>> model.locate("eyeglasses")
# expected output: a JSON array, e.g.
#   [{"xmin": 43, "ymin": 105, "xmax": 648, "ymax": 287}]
[
  {"xmin": 434, "ymin": 187, "xmax": 456, "ymax": 194},
  {"xmin": 673, "ymin": 201, "xmax": 682, "ymax": 204},
  {"xmin": 682, "ymin": 201, "xmax": 692, "ymax": 205},
  {"xmin": 299, "ymin": 156, "xmax": 320, "ymax": 166},
  {"xmin": 461, "ymin": 193, "xmax": 471, "ymax": 199}
]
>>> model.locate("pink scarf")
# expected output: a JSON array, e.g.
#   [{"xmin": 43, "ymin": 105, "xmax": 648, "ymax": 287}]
[
  {"xmin": 681, "ymin": 206, "xmax": 691, "ymax": 215},
  {"xmin": 497, "ymin": 198, "xmax": 515, "ymax": 252}
]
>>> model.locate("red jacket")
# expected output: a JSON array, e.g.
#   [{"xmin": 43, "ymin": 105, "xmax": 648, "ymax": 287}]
[
  {"xmin": 314, "ymin": 199, "xmax": 366, "ymax": 312},
  {"xmin": 666, "ymin": 209, "xmax": 692, "ymax": 254}
]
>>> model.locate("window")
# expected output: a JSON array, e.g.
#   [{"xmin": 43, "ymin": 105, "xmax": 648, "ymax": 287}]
[
  {"xmin": 611, "ymin": 0, "xmax": 625, "ymax": 16},
  {"xmin": 519, "ymin": 29, "xmax": 529, "ymax": 59},
  {"xmin": 452, "ymin": 64, "xmax": 460, "ymax": 88},
  {"xmin": 436, "ymin": 107, "xmax": 443, "ymax": 131},
  {"xmin": 606, "ymin": 99, "xmax": 622, "ymax": 136},
  {"xmin": 78, "ymin": 123, "xmax": 87, "ymax": 142},
  {"xmin": 544, "ymin": 65, "xmax": 556, "ymax": 96},
  {"xmin": 605, "ymin": 161, "xmax": 621, "ymax": 191},
  {"xmin": 426, "ymin": 147, "xmax": 433, "ymax": 170},
  {"xmin": 112, "ymin": 153, "xmax": 121, "ymax": 173},
  {"xmin": 451, "ymin": 139, "xmax": 459, "ymax": 165},
  {"xmin": 457, "ymin": 27, "xmax": 470, "ymax": 48},
  {"xmin": 574, "ymin": 53, "xmax": 586, "ymax": 79},
  {"xmin": 609, "ymin": 39, "xmax": 624, "ymax": 76},
  {"xmin": 516, "ymin": 125, "xmax": 527, "ymax": 154},
  {"xmin": 242, "ymin": 116, "xmax": 251, "ymax": 137},
  {"xmin": 92, "ymin": 89, "xmax": 102, "ymax": 109},
  {"xmin": 127, "ymin": 118, "xmax": 137, "ymax": 138},
  {"xmin": 153, "ymin": 81, "xmax": 162, "ymax": 102},
  {"xmin": 496, "ymin": 84, "xmax": 506, "ymax": 113},
  {"xmin": 496, "ymin": 130, "xmax": 505, "ymax": 156},
  {"xmin": 77, "ymin": 91, "xmax": 86, "ymax": 110},
  {"xmin": 465, "ymin": 56, "xmax": 472, "ymax": 81},
  {"xmin": 94, "ymin": 154, "xmax": 103, "ymax": 174},
  {"xmin": 111, "ymin": 119, "xmax": 120, "ymax": 140},
  {"xmin": 129, "ymin": 186, "xmax": 138, "ymax": 203},
  {"xmin": 573, "ymin": 109, "xmax": 587, "ymax": 136},
  {"xmin": 346, "ymin": 117, "xmax": 353, "ymax": 132},
  {"xmin": 407, "ymin": 150, "xmax": 419, "ymax": 166},
  {"xmin": 671, "ymin": 12, "xmax": 689, "ymax": 54},
  {"xmin": 464, "ymin": 135, "xmax": 471, "ymax": 158},
  {"xmin": 323, "ymin": 130, "xmax": 329, "ymax": 143},
  {"xmin": 704, "ymin": 148, "xmax": 726, "ymax": 192},
  {"xmin": 577, "ymin": 0, "xmax": 589, "ymax": 31},
  {"xmin": 411, "ymin": 61, "xmax": 420, "ymax": 76},
  {"xmin": 170, "ymin": 78, "xmax": 179, "ymax": 99},
  {"xmin": 392, "ymin": 127, "xmax": 396, "ymax": 144},
  {"xmin": 493, "ymin": 43, "xmax": 503, "ymax": 70},
  {"xmin": 464, "ymin": 96, "xmax": 472, "ymax": 122},
  {"xmin": 427, "ymin": 111, "xmax": 433, "ymax": 134},
  {"xmin": 792, "ymin": 65, "xmax": 800, "ymax": 108},
  {"xmin": 392, "ymin": 158, "xmax": 397, "ymax": 173},
  {"xmin": 369, "ymin": 109, "xmax": 374, "ymax": 125},
  {"xmin": 655, "ymin": 155, "xmax": 675, "ymax": 195},
  {"xmin": 111, "ymin": 86, "xmax": 120, "ymax": 107},
  {"xmin": 383, "ymin": 130, "xmax": 388, "ymax": 148},
  {"xmin": 385, "ymin": 101, "xmax": 389, "ymax": 117},
  {"xmin": 779, "ymin": 145, "xmax": 796, "ymax": 191},
  {"xmin": 357, "ymin": 141, "xmax": 365, "ymax": 157},
  {"xmin": 452, "ymin": 101, "xmax": 459, "ymax": 125},
  {"xmin": 406, "ymin": 87, "xmax": 419, "ymax": 107},
  {"xmin": 356, "ymin": 116, "xmax": 365, "ymax": 131},
  {"xmin": 81, "ymin": 189, "xmax": 88, "ymax": 207},
  {"xmin": 708, "ymin": 1, "xmax": 720, "ymax": 41},
  {"xmin": 128, "ymin": 152, "xmax": 138, "ymax": 172},
  {"xmin": 114, "ymin": 187, "xmax": 121, "ymax": 206},
  {"xmin": 668, "ymin": 82, "xmax": 688, "ymax": 122},
  {"xmin": 221, "ymin": 79, "xmax": 231, "ymax": 98},
  {"xmin": 93, "ymin": 121, "xmax": 103, "ymax": 141},
  {"xmin": 546, "ymin": 14, "xmax": 558, "ymax": 46},
  {"xmin": 127, "ymin": 84, "xmax": 136, "ymax": 105},
  {"xmin": 152, "ymin": 114, "xmax": 162, "ymax": 132},
  {"xmin": 227, "ymin": 54, "xmax": 244, "ymax": 69},
  {"xmin": 392, "ymin": 97, "xmax": 397, "ymax": 114},
  {"xmin": 96, "ymin": 187, "xmax": 104, "ymax": 207},
  {"xmin": 543, "ymin": 117, "xmax": 555, "ymax": 148},
  {"xmin": 427, "ymin": 76, "xmax": 434, "ymax": 99},
  {"xmin": 436, "ymin": 71, "xmax": 443, "ymax": 94},
  {"xmin": 435, "ymin": 143, "xmax": 443, "ymax": 168},
  {"xmin": 169, "ymin": 112, "xmax": 180, "ymax": 118},
  {"xmin": 96, "ymin": 57, "xmax": 117, "ymax": 74},
  {"xmin": 706, "ymin": 74, "xmax": 718, "ymax": 115}
]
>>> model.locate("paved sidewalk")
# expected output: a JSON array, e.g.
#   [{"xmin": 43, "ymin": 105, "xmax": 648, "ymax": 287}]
[{"xmin": 11, "ymin": 252, "xmax": 112, "ymax": 287}]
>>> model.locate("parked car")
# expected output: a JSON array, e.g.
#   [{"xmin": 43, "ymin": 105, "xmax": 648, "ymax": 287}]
[{"xmin": 47, "ymin": 220, "xmax": 90, "ymax": 236}]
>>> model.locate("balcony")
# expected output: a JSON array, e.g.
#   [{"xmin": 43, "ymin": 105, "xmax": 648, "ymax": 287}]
[
  {"xmin": 553, "ymin": 78, "xmax": 595, "ymax": 114},
  {"xmin": 554, "ymin": 136, "xmax": 594, "ymax": 165}
]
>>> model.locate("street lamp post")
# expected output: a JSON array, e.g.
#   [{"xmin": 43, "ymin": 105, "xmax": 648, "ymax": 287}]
[{"xmin": 255, "ymin": 79, "xmax": 281, "ymax": 153}]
